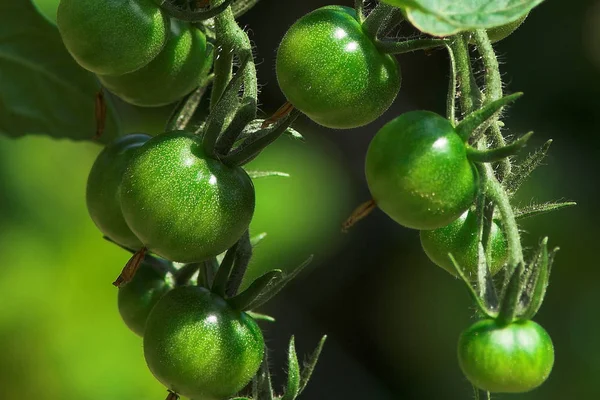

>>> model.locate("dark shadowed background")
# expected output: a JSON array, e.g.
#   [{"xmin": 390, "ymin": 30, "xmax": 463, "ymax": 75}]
[{"xmin": 1, "ymin": 0, "xmax": 599, "ymax": 399}]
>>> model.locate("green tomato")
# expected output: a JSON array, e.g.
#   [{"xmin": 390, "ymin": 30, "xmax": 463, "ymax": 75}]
[
  {"xmin": 98, "ymin": 19, "xmax": 211, "ymax": 107},
  {"xmin": 57, "ymin": 0, "xmax": 168, "ymax": 76},
  {"xmin": 420, "ymin": 210, "xmax": 508, "ymax": 278},
  {"xmin": 458, "ymin": 319, "xmax": 554, "ymax": 393},
  {"xmin": 276, "ymin": 6, "xmax": 401, "ymax": 129},
  {"xmin": 365, "ymin": 111, "xmax": 477, "ymax": 230},
  {"xmin": 120, "ymin": 131, "xmax": 255, "ymax": 263},
  {"xmin": 117, "ymin": 259, "xmax": 174, "ymax": 336},
  {"xmin": 144, "ymin": 286, "xmax": 264, "ymax": 400},
  {"xmin": 86, "ymin": 133, "xmax": 150, "ymax": 249}
]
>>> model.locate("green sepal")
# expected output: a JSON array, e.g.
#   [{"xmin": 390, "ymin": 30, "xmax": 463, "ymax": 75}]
[
  {"xmin": 496, "ymin": 262, "xmax": 526, "ymax": 325},
  {"xmin": 235, "ymin": 119, "xmax": 305, "ymax": 143},
  {"xmin": 243, "ymin": 256, "xmax": 313, "ymax": 311},
  {"xmin": 225, "ymin": 231, "xmax": 254, "ymax": 297},
  {"xmin": 505, "ymin": 139, "xmax": 553, "ymax": 196},
  {"xmin": 466, "ymin": 132, "xmax": 533, "ymax": 163},
  {"xmin": 211, "ymin": 242, "xmax": 239, "ymax": 297},
  {"xmin": 223, "ymin": 110, "xmax": 302, "ymax": 166},
  {"xmin": 232, "ymin": 0, "xmax": 262, "ymax": 18},
  {"xmin": 250, "ymin": 232, "xmax": 268, "ymax": 247},
  {"xmin": 514, "ymin": 201, "xmax": 577, "ymax": 220},
  {"xmin": 281, "ymin": 336, "xmax": 301, "ymax": 400},
  {"xmin": 228, "ymin": 270, "xmax": 283, "ymax": 311},
  {"xmin": 253, "ymin": 350, "xmax": 274, "ymax": 400},
  {"xmin": 246, "ymin": 311, "xmax": 276, "ymax": 322},
  {"xmin": 518, "ymin": 238, "xmax": 556, "ymax": 320},
  {"xmin": 298, "ymin": 335, "xmax": 328, "ymax": 395},
  {"xmin": 246, "ymin": 171, "xmax": 291, "ymax": 179},
  {"xmin": 476, "ymin": 243, "xmax": 499, "ymax": 312},
  {"xmin": 455, "ymin": 93, "xmax": 523, "ymax": 141},
  {"xmin": 450, "ymin": 254, "xmax": 496, "ymax": 318}
]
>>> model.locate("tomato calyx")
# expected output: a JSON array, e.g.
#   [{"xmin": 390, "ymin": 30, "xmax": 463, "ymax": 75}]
[
  {"xmin": 451, "ymin": 237, "xmax": 558, "ymax": 323},
  {"xmin": 155, "ymin": 0, "xmax": 233, "ymax": 22}
]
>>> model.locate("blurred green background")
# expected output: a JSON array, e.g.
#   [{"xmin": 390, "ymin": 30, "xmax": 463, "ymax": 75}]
[{"xmin": 2, "ymin": 0, "xmax": 599, "ymax": 399}]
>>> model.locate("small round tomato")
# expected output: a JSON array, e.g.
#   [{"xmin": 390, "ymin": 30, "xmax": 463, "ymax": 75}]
[
  {"xmin": 117, "ymin": 258, "xmax": 174, "ymax": 336},
  {"xmin": 86, "ymin": 133, "xmax": 150, "ymax": 249},
  {"xmin": 98, "ymin": 19, "xmax": 211, "ymax": 107},
  {"xmin": 144, "ymin": 286, "xmax": 264, "ymax": 400},
  {"xmin": 276, "ymin": 6, "xmax": 401, "ymax": 129},
  {"xmin": 420, "ymin": 210, "xmax": 508, "ymax": 278},
  {"xmin": 120, "ymin": 131, "xmax": 255, "ymax": 263},
  {"xmin": 458, "ymin": 319, "xmax": 554, "ymax": 393},
  {"xmin": 57, "ymin": 0, "xmax": 168, "ymax": 76},
  {"xmin": 365, "ymin": 111, "xmax": 477, "ymax": 230}
]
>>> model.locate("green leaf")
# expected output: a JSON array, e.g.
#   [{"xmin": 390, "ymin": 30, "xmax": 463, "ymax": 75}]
[
  {"xmin": 455, "ymin": 93, "xmax": 523, "ymax": 141},
  {"xmin": 0, "ymin": 0, "xmax": 120, "ymax": 143},
  {"xmin": 514, "ymin": 201, "xmax": 577, "ymax": 220},
  {"xmin": 387, "ymin": 0, "xmax": 544, "ymax": 37},
  {"xmin": 519, "ymin": 239, "xmax": 555, "ymax": 320},
  {"xmin": 298, "ymin": 336, "xmax": 327, "ymax": 395},
  {"xmin": 466, "ymin": 132, "xmax": 533, "ymax": 163},
  {"xmin": 281, "ymin": 337, "xmax": 300, "ymax": 400}
]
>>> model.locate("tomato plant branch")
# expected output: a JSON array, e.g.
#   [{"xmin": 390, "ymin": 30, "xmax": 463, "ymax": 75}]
[
  {"xmin": 354, "ymin": 0, "xmax": 365, "ymax": 23},
  {"xmin": 362, "ymin": 3, "xmax": 397, "ymax": 39},
  {"xmin": 376, "ymin": 38, "xmax": 447, "ymax": 55},
  {"xmin": 449, "ymin": 35, "xmax": 480, "ymax": 116},
  {"xmin": 445, "ymin": 44, "xmax": 457, "ymax": 125},
  {"xmin": 232, "ymin": 0, "xmax": 261, "ymax": 18},
  {"xmin": 157, "ymin": 0, "xmax": 234, "ymax": 22}
]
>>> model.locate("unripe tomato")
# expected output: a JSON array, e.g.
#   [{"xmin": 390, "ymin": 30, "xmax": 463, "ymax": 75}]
[
  {"xmin": 120, "ymin": 131, "xmax": 255, "ymax": 263},
  {"xmin": 98, "ymin": 19, "xmax": 210, "ymax": 107},
  {"xmin": 117, "ymin": 259, "xmax": 174, "ymax": 336},
  {"xmin": 420, "ymin": 211, "xmax": 508, "ymax": 278},
  {"xmin": 86, "ymin": 133, "xmax": 150, "ymax": 249},
  {"xmin": 365, "ymin": 111, "xmax": 477, "ymax": 230},
  {"xmin": 458, "ymin": 319, "xmax": 554, "ymax": 393},
  {"xmin": 144, "ymin": 286, "xmax": 264, "ymax": 400},
  {"xmin": 57, "ymin": 0, "xmax": 168, "ymax": 76},
  {"xmin": 276, "ymin": 6, "xmax": 401, "ymax": 129}
]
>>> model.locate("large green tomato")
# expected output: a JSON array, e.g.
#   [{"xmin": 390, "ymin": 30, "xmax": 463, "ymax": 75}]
[
  {"xmin": 120, "ymin": 131, "xmax": 255, "ymax": 263},
  {"xmin": 86, "ymin": 133, "xmax": 150, "ymax": 249},
  {"xmin": 276, "ymin": 6, "xmax": 401, "ymax": 129},
  {"xmin": 57, "ymin": 0, "xmax": 168, "ymax": 76},
  {"xmin": 420, "ymin": 210, "xmax": 508, "ymax": 278},
  {"xmin": 98, "ymin": 19, "xmax": 210, "ymax": 107},
  {"xmin": 458, "ymin": 319, "xmax": 554, "ymax": 393},
  {"xmin": 365, "ymin": 111, "xmax": 477, "ymax": 230},
  {"xmin": 117, "ymin": 258, "xmax": 174, "ymax": 336},
  {"xmin": 144, "ymin": 286, "xmax": 264, "ymax": 400}
]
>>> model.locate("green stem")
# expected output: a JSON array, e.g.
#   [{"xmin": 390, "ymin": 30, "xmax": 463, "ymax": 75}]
[
  {"xmin": 449, "ymin": 35, "xmax": 479, "ymax": 116},
  {"xmin": 445, "ymin": 44, "xmax": 457, "ymax": 125},
  {"xmin": 354, "ymin": 0, "xmax": 364, "ymax": 23},
  {"xmin": 362, "ymin": 3, "xmax": 396, "ymax": 39},
  {"xmin": 473, "ymin": 29, "xmax": 511, "ymax": 179},
  {"xmin": 232, "ymin": 0, "xmax": 261, "ymax": 18},
  {"xmin": 158, "ymin": 0, "xmax": 234, "ymax": 22},
  {"xmin": 376, "ymin": 39, "xmax": 447, "ymax": 55},
  {"xmin": 486, "ymin": 168, "xmax": 524, "ymax": 268}
]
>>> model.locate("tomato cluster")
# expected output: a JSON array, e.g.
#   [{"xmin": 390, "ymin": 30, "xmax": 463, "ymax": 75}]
[{"xmin": 58, "ymin": 0, "xmax": 211, "ymax": 107}]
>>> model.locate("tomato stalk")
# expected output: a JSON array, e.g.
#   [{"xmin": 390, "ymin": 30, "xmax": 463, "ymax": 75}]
[
  {"xmin": 362, "ymin": 3, "xmax": 398, "ymax": 39},
  {"xmin": 156, "ymin": 0, "xmax": 234, "ymax": 22},
  {"xmin": 376, "ymin": 38, "xmax": 447, "ymax": 55}
]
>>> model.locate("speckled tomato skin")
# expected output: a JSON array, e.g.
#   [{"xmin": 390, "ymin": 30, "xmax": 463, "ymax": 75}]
[
  {"xmin": 117, "ymin": 260, "xmax": 174, "ymax": 337},
  {"xmin": 276, "ymin": 6, "xmax": 401, "ymax": 129},
  {"xmin": 420, "ymin": 210, "xmax": 508, "ymax": 278},
  {"xmin": 57, "ymin": 0, "xmax": 168, "ymax": 76},
  {"xmin": 120, "ymin": 131, "xmax": 255, "ymax": 263},
  {"xmin": 365, "ymin": 111, "xmax": 477, "ymax": 230},
  {"xmin": 458, "ymin": 319, "xmax": 554, "ymax": 393},
  {"xmin": 86, "ymin": 133, "xmax": 150, "ymax": 249},
  {"xmin": 144, "ymin": 286, "xmax": 264, "ymax": 400},
  {"xmin": 98, "ymin": 19, "xmax": 210, "ymax": 107}
]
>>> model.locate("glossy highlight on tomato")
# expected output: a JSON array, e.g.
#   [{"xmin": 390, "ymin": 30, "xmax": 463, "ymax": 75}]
[
  {"xmin": 86, "ymin": 133, "xmax": 150, "ymax": 249},
  {"xmin": 458, "ymin": 319, "xmax": 554, "ymax": 393},
  {"xmin": 120, "ymin": 131, "xmax": 255, "ymax": 263},
  {"xmin": 365, "ymin": 111, "xmax": 477, "ymax": 230},
  {"xmin": 98, "ymin": 19, "xmax": 210, "ymax": 107},
  {"xmin": 144, "ymin": 286, "xmax": 264, "ymax": 400},
  {"xmin": 57, "ymin": 0, "xmax": 168, "ymax": 76},
  {"xmin": 117, "ymin": 258, "xmax": 174, "ymax": 336},
  {"xmin": 276, "ymin": 6, "xmax": 401, "ymax": 129},
  {"xmin": 420, "ymin": 210, "xmax": 508, "ymax": 278}
]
